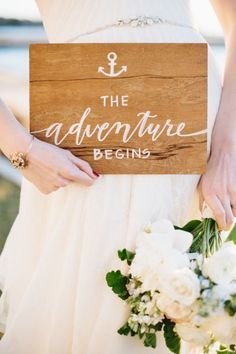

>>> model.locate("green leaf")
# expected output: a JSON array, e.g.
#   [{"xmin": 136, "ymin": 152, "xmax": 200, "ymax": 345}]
[
  {"xmin": 225, "ymin": 300, "xmax": 236, "ymax": 317},
  {"xmin": 137, "ymin": 326, "xmax": 145, "ymax": 339},
  {"xmin": 189, "ymin": 218, "xmax": 222, "ymax": 257},
  {"xmin": 144, "ymin": 333, "xmax": 157, "ymax": 348},
  {"xmin": 118, "ymin": 249, "xmax": 135, "ymax": 265},
  {"xmin": 174, "ymin": 220, "xmax": 202, "ymax": 232},
  {"xmin": 130, "ymin": 329, "xmax": 136, "ymax": 336},
  {"xmin": 106, "ymin": 270, "xmax": 130, "ymax": 300},
  {"xmin": 217, "ymin": 344, "xmax": 229, "ymax": 353},
  {"xmin": 150, "ymin": 322, "xmax": 163, "ymax": 331},
  {"xmin": 227, "ymin": 224, "xmax": 236, "ymax": 244},
  {"xmin": 117, "ymin": 323, "xmax": 131, "ymax": 336},
  {"xmin": 224, "ymin": 295, "xmax": 236, "ymax": 317},
  {"xmin": 217, "ymin": 349, "xmax": 236, "ymax": 354},
  {"xmin": 163, "ymin": 319, "xmax": 181, "ymax": 354}
]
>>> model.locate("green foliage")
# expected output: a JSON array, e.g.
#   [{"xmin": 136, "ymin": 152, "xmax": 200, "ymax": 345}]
[
  {"xmin": 174, "ymin": 219, "xmax": 202, "ymax": 233},
  {"xmin": 117, "ymin": 322, "xmax": 131, "ymax": 336},
  {"xmin": 117, "ymin": 248, "xmax": 135, "ymax": 265},
  {"xmin": 106, "ymin": 270, "xmax": 130, "ymax": 300},
  {"xmin": 150, "ymin": 322, "xmax": 163, "ymax": 331},
  {"xmin": 144, "ymin": 333, "xmax": 157, "ymax": 348},
  {"xmin": 224, "ymin": 295, "xmax": 236, "ymax": 316},
  {"xmin": 217, "ymin": 344, "xmax": 236, "ymax": 353},
  {"xmin": 175, "ymin": 218, "xmax": 223, "ymax": 257},
  {"xmin": 117, "ymin": 320, "xmax": 164, "ymax": 348},
  {"xmin": 163, "ymin": 319, "xmax": 181, "ymax": 354},
  {"xmin": 137, "ymin": 326, "xmax": 145, "ymax": 339},
  {"xmin": 189, "ymin": 218, "xmax": 222, "ymax": 257},
  {"xmin": 227, "ymin": 224, "xmax": 236, "ymax": 244}
]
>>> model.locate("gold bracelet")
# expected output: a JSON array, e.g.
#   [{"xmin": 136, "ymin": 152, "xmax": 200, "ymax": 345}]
[{"xmin": 8, "ymin": 135, "xmax": 35, "ymax": 169}]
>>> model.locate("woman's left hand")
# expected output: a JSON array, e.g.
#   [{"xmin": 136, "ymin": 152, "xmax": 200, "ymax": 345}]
[{"xmin": 198, "ymin": 125, "xmax": 236, "ymax": 231}]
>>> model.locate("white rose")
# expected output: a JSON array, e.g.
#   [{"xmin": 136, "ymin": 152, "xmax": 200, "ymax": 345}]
[
  {"xmin": 202, "ymin": 314, "xmax": 236, "ymax": 345},
  {"xmin": 130, "ymin": 219, "xmax": 194, "ymax": 293},
  {"xmin": 176, "ymin": 323, "xmax": 211, "ymax": 346},
  {"xmin": 212, "ymin": 282, "xmax": 236, "ymax": 300},
  {"xmin": 130, "ymin": 248, "xmax": 190, "ymax": 293},
  {"xmin": 159, "ymin": 268, "xmax": 200, "ymax": 306},
  {"xmin": 129, "ymin": 248, "xmax": 161, "ymax": 292},
  {"xmin": 129, "ymin": 248, "xmax": 152, "ymax": 279},
  {"xmin": 139, "ymin": 267, "xmax": 160, "ymax": 293},
  {"xmin": 155, "ymin": 294, "xmax": 196, "ymax": 321},
  {"xmin": 202, "ymin": 241, "xmax": 236, "ymax": 284},
  {"xmin": 138, "ymin": 219, "xmax": 193, "ymax": 253}
]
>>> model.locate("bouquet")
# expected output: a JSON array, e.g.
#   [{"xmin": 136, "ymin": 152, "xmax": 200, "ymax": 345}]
[{"xmin": 106, "ymin": 206, "xmax": 236, "ymax": 354}]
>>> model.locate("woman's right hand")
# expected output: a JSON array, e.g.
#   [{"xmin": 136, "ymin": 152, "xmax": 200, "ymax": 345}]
[
  {"xmin": 0, "ymin": 99, "xmax": 99, "ymax": 194},
  {"xmin": 20, "ymin": 136, "xmax": 100, "ymax": 194}
]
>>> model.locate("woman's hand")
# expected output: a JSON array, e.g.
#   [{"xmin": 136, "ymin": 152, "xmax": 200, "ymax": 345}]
[
  {"xmin": 198, "ymin": 113, "xmax": 236, "ymax": 231},
  {"xmin": 0, "ymin": 99, "xmax": 99, "ymax": 195},
  {"xmin": 20, "ymin": 136, "xmax": 99, "ymax": 195},
  {"xmin": 207, "ymin": 1, "xmax": 236, "ymax": 230}
]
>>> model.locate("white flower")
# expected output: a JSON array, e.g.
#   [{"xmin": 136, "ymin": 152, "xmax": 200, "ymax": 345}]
[
  {"xmin": 159, "ymin": 268, "xmax": 200, "ymax": 306},
  {"xmin": 202, "ymin": 241, "xmax": 236, "ymax": 284},
  {"xmin": 202, "ymin": 314, "xmax": 236, "ymax": 345},
  {"xmin": 138, "ymin": 219, "xmax": 193, "ymax": 253},
  {"xmin": 212, "ymin": 282, "xmax": 236, "ymax": 300},
  {"xmin": 176, "ymin": 323, "xmax": 211, "ymax": 346},
  {"xmin": 129, "ymin": 219, "xmax": 193, "ymax": 292},
  {"xmin": 155, "ymin": 294, "xmax": 196, "ymax": 321},
  {"xmin": 129, "ymin": 248, "xmax": 160, "ymax": 291},
  {"xmin": 130, "ymin": 247, "xmax": 189, "ymax": 292},
  {"xmin": 128, "ymin": 314, "xmax": 139, "ymax": 332},
  {"xmin": 144, "ymin": 301, "xmax": 157, "ymax": 316},
  {"xmin": 126, "ymin": 279, "xmax": 136, "ymax": 295}
]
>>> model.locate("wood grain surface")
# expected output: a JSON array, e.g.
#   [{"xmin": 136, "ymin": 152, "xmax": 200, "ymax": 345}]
[{"xmin": 30, "ymin": 43, "xmax": 207, "ymax": 174}]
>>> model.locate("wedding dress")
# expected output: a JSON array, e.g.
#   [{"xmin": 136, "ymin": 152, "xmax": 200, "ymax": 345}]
[{"xmin": 0, "ymin": 1, "xmax": 222, "ymax": 353}]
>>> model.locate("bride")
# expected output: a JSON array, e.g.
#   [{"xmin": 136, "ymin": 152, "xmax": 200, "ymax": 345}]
[{"xmin": 0, "ymin": 1, "xmax": 235, "ymax": 353}]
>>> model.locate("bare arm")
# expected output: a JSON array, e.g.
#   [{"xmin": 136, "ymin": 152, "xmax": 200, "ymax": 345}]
[
  {"xmin": 0, "ymin": 98, "xmax": 33, "ymax": 156},
  {"xmin": 211, "ymin": 0, "xmax": 236, "ymax": 134},
  {"xmin": 199, "ymin": 0, "xmax": 236, "ymax": 230},
  {"xmin": 0, "ymin": 98, "xmax": 99, "ymax": 194}
]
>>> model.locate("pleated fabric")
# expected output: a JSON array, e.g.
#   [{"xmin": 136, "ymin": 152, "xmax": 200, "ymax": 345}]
[{"xmin": 0, "ymin": 1, "xmax": 222, "ymax": 353}]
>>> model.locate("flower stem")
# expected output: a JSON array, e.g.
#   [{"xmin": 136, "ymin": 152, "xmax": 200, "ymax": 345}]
[{"xmin": 190, "ymin": 218, "xmax": 222, "ymax": 258}]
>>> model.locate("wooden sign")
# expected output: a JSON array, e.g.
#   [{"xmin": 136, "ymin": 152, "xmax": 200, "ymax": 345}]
[{"xmin": 29, "ymin": 43, "xmax": 207, "ymax": 174}]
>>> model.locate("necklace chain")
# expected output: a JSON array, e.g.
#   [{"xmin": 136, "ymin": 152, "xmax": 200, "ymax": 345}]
[{"xmin": 65, "ymin": 15, "xmax": 197, "ymax": 43}]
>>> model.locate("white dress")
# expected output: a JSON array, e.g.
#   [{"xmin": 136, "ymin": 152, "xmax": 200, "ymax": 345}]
[{"xmin": 0, "ymin": 1, "xmax": 222, "ymax": 353}]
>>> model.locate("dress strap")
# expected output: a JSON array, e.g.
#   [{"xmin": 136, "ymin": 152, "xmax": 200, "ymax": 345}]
[{"xmin": 65, "ymin": 15, "xmax": 198, "ymax": 43}]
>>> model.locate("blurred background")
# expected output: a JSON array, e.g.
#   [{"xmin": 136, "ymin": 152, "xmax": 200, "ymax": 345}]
[{"xmin": 0, "ymin": 0, "xmax": 232, "ymax": 251}]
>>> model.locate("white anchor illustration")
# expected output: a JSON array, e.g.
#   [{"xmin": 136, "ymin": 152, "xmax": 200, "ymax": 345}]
[{"xmin": 98, "ymin": 52, "xmax": 128, "ymax": 77}]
